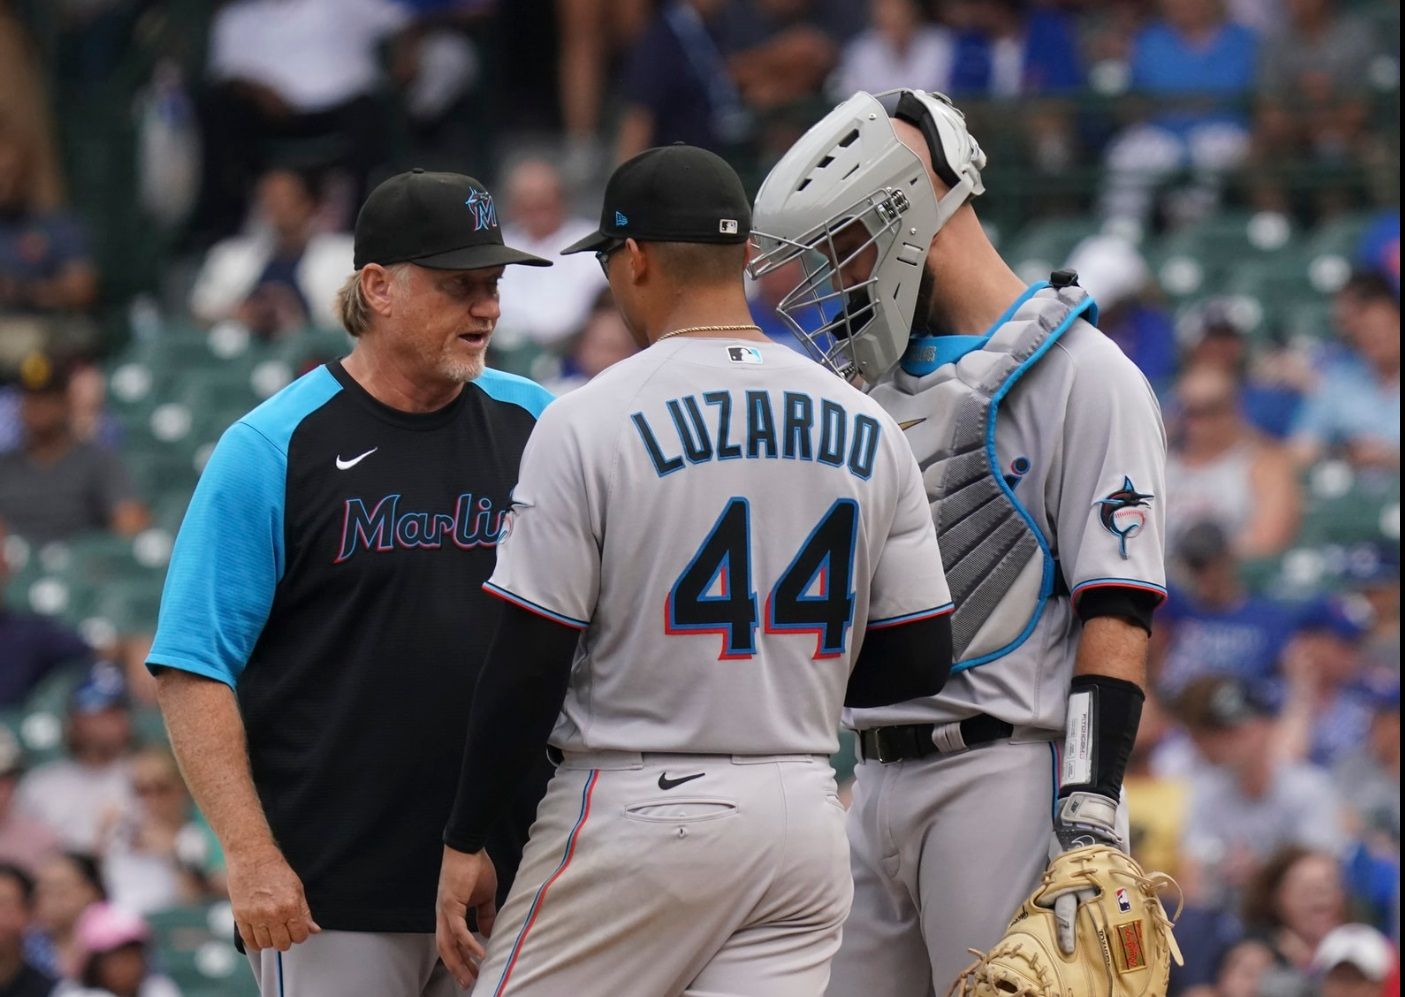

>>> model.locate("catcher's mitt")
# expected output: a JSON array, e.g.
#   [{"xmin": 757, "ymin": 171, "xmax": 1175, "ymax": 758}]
[{"xmin": 948, "ymin": 845, "xmax": 1184, "ymax": 997}]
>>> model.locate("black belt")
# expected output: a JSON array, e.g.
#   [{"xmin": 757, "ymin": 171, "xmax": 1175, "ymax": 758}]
[{"xmin": 857, "ymin": 715, "xmax": 1014, "ymax": 764}]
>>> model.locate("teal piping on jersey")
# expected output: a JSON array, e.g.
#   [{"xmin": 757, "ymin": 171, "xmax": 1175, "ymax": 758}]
[
  {"xmin": 867, "ymin": 601, "xmax": 955, "ymax": 630},
  {"xmin": 483, "ymin": 581, "xmax": 589, "ymax": 630},
  {"xmin": 951, "ymin": 287, "xmax": 1098, "ymax": 673},
  {"xmin": 476, "ymin": 367, "xmax": 554, "ymax": 418},
  {"xmin": 1070, "ymin": 577, "xmax": 1168, "ymax": 608},
  {"xmin": 899, "ymin": 282, "xmax": 1047, "ymax": 377}
]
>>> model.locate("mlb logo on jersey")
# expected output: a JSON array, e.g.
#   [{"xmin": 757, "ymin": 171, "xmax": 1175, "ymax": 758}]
[
  {"xmin": 1116, "ymin": 887, "xmax": 1132, "ymax": 913},
  {"xmin": 728, "ymin": 346, "xmax": 763, "ymax": 365}
]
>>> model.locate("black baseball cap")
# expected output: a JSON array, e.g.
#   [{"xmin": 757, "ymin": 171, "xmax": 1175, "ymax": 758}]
[
  {"xmin": 562, "ymin": 145, "xmax": 751, "ymax": 255},
  {"xmin": 353, "ymin": 169, "xmax": 550, "ymax": 271}
]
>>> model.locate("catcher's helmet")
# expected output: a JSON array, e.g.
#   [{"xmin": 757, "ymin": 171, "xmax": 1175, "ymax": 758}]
[{"xmin": 748, "ymin": 90, "xmax": 986, "ymax": 383}]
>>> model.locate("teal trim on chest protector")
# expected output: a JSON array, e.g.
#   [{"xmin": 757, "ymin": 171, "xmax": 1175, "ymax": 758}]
[
  {"xmin": 951, "ymin": 289, "xmax": 1097, "ymax": 673},
  {"xmin": 899, "ymin": 283, "xmax": 1048, "ymax": 377}
]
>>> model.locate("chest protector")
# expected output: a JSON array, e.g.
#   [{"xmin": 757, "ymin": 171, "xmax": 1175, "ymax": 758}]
[{"xmin": 917, "ymin": 282, "xmax": 1096, "ymax": 667}]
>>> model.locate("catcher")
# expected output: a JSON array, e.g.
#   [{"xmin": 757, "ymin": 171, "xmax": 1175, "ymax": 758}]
[{"xmin": 749, "ymin": 89, "xmax": 1183, "ymax": 996}]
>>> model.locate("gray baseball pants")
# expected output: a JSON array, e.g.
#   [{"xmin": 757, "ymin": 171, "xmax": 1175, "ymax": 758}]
[
  {"xmin": 474, "ymin": 750, "xmax": 853, "ymax": 997},
  {"xmin": 825, "ymin": 739, "xmax": 1061, "ymax": 997},
  {"xmin": 246, "ymin": 929, "xmax": 467, "ymax": 996}
]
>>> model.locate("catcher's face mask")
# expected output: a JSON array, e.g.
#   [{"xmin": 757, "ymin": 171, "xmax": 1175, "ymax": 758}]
[{"xmin": 748, "ymin": 89, "xmax": 986, "ymax": 384}]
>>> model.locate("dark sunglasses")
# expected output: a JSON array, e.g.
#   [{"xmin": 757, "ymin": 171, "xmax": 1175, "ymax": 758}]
[{"xmin": 594, "ymin": 240, "xmax": 626, "ymax": 276}]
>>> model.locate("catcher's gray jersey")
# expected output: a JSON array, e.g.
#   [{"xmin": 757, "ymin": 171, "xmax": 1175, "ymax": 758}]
[
  {"xmin": 846, "ymin": 315, "xmax": 1167, "ymax": 736},
  {"xmin": 486, "ymin": 337, "xmax": 952, "ymax": 756}
]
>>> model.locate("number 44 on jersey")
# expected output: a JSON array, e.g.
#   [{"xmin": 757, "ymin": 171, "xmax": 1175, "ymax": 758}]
[{"xmin": 666, "ymin": 497, "xmax": 858, "ymax": 661}]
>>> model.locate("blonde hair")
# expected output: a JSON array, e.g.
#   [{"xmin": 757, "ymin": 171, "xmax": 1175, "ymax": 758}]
[{"xmin": 334, "ymin": 264, "xmax": 409, "ymax": 337}]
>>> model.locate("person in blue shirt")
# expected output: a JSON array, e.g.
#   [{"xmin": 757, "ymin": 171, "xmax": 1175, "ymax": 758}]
[
  {"xmin": 1155, "ymin": 522, "xmax": 1319, "ymax": 701},
  {"xmin": 1356, "ymin": 212, "xmax": 1399, "ymax": 294},
  {"xmin": 1100, "ymin": 0, "xmax": 1259, "ymax": 226},
  {"xmin": 1291, "ymin": 271, "xmax": 1400, "ymax": 470}
]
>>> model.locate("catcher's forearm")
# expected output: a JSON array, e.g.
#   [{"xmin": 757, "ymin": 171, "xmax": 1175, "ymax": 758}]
[{"xmin": 1059, "ymin": 616, "xmax": 1148, "ymax": 818}]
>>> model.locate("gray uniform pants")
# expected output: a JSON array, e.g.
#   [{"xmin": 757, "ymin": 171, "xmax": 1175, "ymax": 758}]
[
  {"xmin": 246, "ymin": 930, "xmax": 467, "ymax": 997},
  {"xmin": 474, "ymin": 751, "xmax": 853, "ymax": 997},
  {"xmin": 826, "ymin": 739, "xmax": 1060, "ymax": 997}
]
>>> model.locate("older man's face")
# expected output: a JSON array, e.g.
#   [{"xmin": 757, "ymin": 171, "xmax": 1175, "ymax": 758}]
[{"xmin": 386, "ymin": 265, "xmax": 505, "ymax": 383}]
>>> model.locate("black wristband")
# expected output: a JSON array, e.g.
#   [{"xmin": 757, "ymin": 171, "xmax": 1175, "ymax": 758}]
[
  {"xmin": 1057, "ymin": 674, "xmax": 1145, "ymax": 804},
  {"xmin": 1076, "ymin": 586, "xmax": 1160, "ymax": 634}
]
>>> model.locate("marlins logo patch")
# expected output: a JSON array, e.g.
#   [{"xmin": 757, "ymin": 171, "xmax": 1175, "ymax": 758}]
[
  {"xmin": 464, "ymin": 189, "xmax": 498, "ymax": 231},
  {"xmin": 1095, "ymin": 476, "xmax": 1153, "ymax": 559}
]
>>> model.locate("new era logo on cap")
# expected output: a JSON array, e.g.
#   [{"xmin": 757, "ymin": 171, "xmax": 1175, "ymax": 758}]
[
  {"xmin": 615, "ymin": 211, "xmax": 629, "ymax": 226},
  {"xmin": 719, "ymin": 219, "xmax": 739, "ymax": 234}
]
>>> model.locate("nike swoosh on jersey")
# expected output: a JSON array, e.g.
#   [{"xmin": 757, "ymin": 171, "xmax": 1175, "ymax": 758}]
[
  {"xmin": 898, "ymin": 418, "xmax": 927, "ymax": 431},
  {"xmin": 335, "ymin": 447, "xmax": 378, "ymax": 470},
  {"xmin": 657, "ymin": 772, "xmax": 705, "ymax": 791}
]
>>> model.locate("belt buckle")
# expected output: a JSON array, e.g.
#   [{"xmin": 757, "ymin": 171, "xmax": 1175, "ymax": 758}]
[{"xmin": 872, "ymin": 729, "xmax": 903, "ymax": 764}]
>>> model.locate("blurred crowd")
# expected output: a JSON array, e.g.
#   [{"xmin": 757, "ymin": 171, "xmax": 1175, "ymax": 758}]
[{"xmin": 0, "ymin": 0, "xmax": 1398, "ymax": 995}]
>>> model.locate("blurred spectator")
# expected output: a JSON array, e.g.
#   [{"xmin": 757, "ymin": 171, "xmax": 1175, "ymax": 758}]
[
  {"xmin": 833, "ymin": 0, "xmax": 954, "ymax": 98},
  {"xmin": 494, "ymin": 159, "xmax": 607, "ymax": 348},
  {"xmin": 1291, "ymin": 271, "xmax": 1400, "ymax": 470},
  {"xmin": 1242, "ymin": 847, "xmax": 1350, "ymax": 978},
  {"xmin": 0, "ymin": 862, "xmax": 54, "ymax": 997},
  {"xmin": 97, "ymin": 748, "xmax": 223, "ymax": 916},
  {"xmin": 555, "ymin": 0, "xmax": 650, "ymax": 180},
  {"xmin": 1166, "ymin": 365, "xmax": 1301, "ymax": 559},
  {"xmin": 0, "ymin": 4, "xmax": 64, "ymax": 214},
  {"xmin": 1278, "ymin": 604, "xmax": 1376, "ymax": 767},
  {"xmin": 0, "ymin": 516, "xmax": 92, "ymax": 709},
  {"xmin": 542, "ymin": 293, "xmax": 640, "ymax": 395},
  {"xmin": 616, "ymin": 0, "xmax": 748, "ymax": 159},
  {"xmin": 1125, "ymin": 692, "xmax": 1190, "ymax": 879},
  {"xmin": 1355, "ymin": 211, "xmax": 1399, "ymax": 294},
  {"xmin": 28, "ymin": 853, "xmax": 104, "ymax": 981},
  {"xmin": 1154, "ymin": 524, "xmax": 1314, "ymax": 699},
  {"xmin": 0, "ymin": 358, "xmax": 120, "ymax": 457},
  {"xmin": 1312, "ymin": 923, "xmax": 1398, "ymax": 997},
  {"xmin": 55, "ymin": 903, "xmax": 177, "ymax": 997},
  {"xmin": 1197, "ymin": 937, "xmax": 1278, "ymax": 997},
  {"xmin": 1178, "ymin": 677, "xmax": 1345, "ymax": 907},
  {"xmin": 0, "ymin": 357, "xmax": 148, "ymax": 546},
  {"xmin": 17, "ymin": 666, "xmax": 134, "ymax": 854},
  {"xmin": 1344, "ymin": 543, "xmax": 1400, "ymax": 675},
  {"xmin": 616, "ymin": 0, "xmax": 839, "ymax": 161},
  {"xmin": 1181, "ymin": 298, "xmax": 1310, "ymax": 439},
  {"xmin": 0, "ymin": 731, "xmax": 57, "ymax": 877},
  {"xmin": 0, "ymin": 115, "xmax": 97, "ymax": 371},
  {"xmin": 720, "ymin": 0, "xmax": 842, "ymax": 111},
  {"xmin": 1101, "ymin": 0, "xmax": 1258, "ymax": 227},
  {"xmin": 188, "ymin": 168, "xmax": 353, "ymax": 336},
  {"xmin": 1332, "ymin": 678, "xmax": 1399, "ymax": 849},
  {"xmin": 941, "ymin": 0, "xmax": 1083, "ymax": 97},
  {"xmin": 193, "ymin": 0, "xmax": 412, "ymax": 240},
  {"xmin": 1252, "ymin": 0, "xmax": 1375, "ymax": 214},
  {"xmin": 1067, "ymin": 234, "xmax": 1178, "ymax": 392}
]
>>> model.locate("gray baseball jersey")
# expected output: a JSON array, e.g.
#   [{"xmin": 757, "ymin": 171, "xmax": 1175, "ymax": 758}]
[
  {"xmin": 847, "ymin": 316, "xmax": 1167, "ymax": 735},
  {"xmin": 484, "ymin": 337, "xmax": 952, "ymax": 756}
]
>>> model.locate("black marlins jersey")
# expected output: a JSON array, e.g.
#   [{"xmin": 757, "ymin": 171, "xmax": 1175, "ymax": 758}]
[{"xmin": 149, "ymin": 361, "xmax": 553, "ymax": 931}]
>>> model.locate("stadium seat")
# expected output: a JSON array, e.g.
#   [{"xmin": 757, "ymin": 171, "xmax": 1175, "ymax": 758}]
[{"xmin": 148, "ymin": 903, "xmax": 257, "ymax": 997}]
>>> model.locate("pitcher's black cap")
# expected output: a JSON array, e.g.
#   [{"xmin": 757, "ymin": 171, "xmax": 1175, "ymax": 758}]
[
  {"xmin": 562, "ymin": 145, "xmax": 751, "ymax": 255},
  {"xmin": 353, "ymin": 169, "xmax": 550, "ymax": 271}
]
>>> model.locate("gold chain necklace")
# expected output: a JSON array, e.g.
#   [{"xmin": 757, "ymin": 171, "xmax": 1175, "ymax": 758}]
[{"xmin": 655, "ymin": 323, "xmax": 762, "ymax": 343}]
